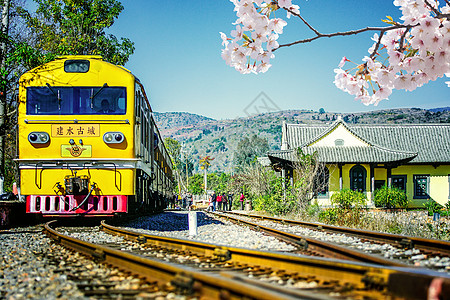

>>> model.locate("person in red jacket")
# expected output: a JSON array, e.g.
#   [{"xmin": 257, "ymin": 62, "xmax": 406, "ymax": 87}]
[
  {"xmin": 239, "ymin": 193, "xmax": 245, "ymax": 210},
  {"xmin": 217, "ymin": 193, "xmax": 222, "ymax": 210}
]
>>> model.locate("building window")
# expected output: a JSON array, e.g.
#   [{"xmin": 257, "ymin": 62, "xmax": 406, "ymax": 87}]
[
  {"xmin": 392, "ymin": 175, "xmax": 407, "ymax": 191},
  {"xmin": 413, "ymin": 175, "xmax": 429, "ymax": 199},
  {"xmin": 350, "ymin": 165, "xmax": 366, "ymax": 192},
  {"xmin": 316, "ymin": 166, "xmax": 329, "ymax": 197}
]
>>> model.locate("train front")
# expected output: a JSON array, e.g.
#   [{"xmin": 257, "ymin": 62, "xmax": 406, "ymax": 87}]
[{"xmin": 18, "ymin": 56, "xmax": 136, "ymax": 216}]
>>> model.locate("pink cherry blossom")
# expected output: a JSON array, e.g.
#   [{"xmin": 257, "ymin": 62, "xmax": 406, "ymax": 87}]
[
  {"xmin": 221, "ymin": 0, "xmax": 450, "ymax": 102},
  {"xmin": 338, "ymin": 57, "xmax": 349, "ymax": 68},
  {"xmin": 278, "ymin": 0, "xmax": 292, "ymax": 9}
]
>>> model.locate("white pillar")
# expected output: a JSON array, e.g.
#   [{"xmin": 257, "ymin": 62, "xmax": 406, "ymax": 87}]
[{"xmin": 188, "ymin": 211, "xmax": 197, "ymax": 236}]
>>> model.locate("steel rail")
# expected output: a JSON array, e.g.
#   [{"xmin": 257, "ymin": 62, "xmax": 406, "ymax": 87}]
[
  {"xmin": 44, "ymin": 220, "xmax": 303, "ymax": 300},
  {"xmin": 220, "ymin": 211, "xmax": 450, "ymax": 255},
  {"xmin": 211, "ymin": 212, "xmax": 408, "ymax": 267},
  {"xmin": 101, "ymin": 221, "xmax": 450, "ymax": 299}
]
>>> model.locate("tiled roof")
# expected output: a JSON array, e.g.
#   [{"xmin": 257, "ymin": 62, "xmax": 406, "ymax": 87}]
[
  {"xmin": 277, "ymin": 120, "xmax": 450, "ymax": 164},
  {"xmin": 268, "ymin": 146, "xmax": 417, "ymax": 164}
]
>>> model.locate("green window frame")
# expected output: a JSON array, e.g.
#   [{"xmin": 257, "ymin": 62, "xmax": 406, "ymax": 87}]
[
  {"xmin": 392, "ymin": 175, "xmax": 407, "ymax": 191},
  {"xmin": 413, "ymin": 175, "xmax": 429, "ymax": 199},
  {"xmin": 350, "ymin": 165, "xmax": 366, "ymax": 192}
]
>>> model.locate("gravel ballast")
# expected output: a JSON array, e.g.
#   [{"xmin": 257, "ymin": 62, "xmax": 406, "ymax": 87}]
[{"xmin": 121, "ymin": 211, "xmax": 296, "ymax": 252}]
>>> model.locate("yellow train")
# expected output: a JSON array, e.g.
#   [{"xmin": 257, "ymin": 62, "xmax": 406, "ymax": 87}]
[{"xmin": 17, "ymin": 55, "xmax": 173, "ymax": 216}]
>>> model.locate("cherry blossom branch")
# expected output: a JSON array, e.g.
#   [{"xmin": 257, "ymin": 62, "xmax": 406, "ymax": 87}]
[
  {"xmin": 221, "ymin": 0, "xmax": 450, "ymax": 101},
  {"xmin": 369, "ymin": 31, "xmax": 385, "ymax": 60},
  {"xmin": 281, "ymin": 6, "xmax": 320, "ymax": 36},
  {"xmin": 424, "ymin": 0, "xmax": 450, "ymax": 18},
  {"xmin": 398, "ymin": 25, "xmax": 412, "ymax": 51},
  {"xmin": 275, "ymin": 25, "xmax": 405, "ymax": 51}
]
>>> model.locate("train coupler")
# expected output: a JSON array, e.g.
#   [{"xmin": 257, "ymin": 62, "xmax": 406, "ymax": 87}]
[{"xmin": 64, "ymin": 172, "xmax": 90, "ymax": 195}]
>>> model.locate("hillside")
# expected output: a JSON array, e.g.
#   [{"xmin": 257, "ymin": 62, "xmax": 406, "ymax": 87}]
[{"xmin": 154, "ymin": 108, "xmax": 450, "ymax": 173}]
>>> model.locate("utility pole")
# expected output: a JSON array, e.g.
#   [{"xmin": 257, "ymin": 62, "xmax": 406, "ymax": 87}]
[
  {"xmin": 0, "ymin": 0, "xmax": 10, "ymax": 194},
  {"xmin": 181, "ymin": 143, "xmax": 189, "ymax": 191}
]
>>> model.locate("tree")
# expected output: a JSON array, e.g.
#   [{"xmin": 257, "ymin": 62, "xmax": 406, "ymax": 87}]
[
  {"xmin": 164, "ymin": 137, "xmax": 184, "ymax": 193},
  {"xmin": 233, "ymin": 134, "xmax": 269, "ymax": 171},
  {"xmin": 291, "ymin": 149, "xmax": 330, "ymax": 210},
  {"xmin": 221, "ymin": 0, "xmax": 449, "ymax": 105},
  {"xmin": 198, "ymin": 156, "xmax": 214, "ymax": 197},
  {"xmin": 0, "ymin": 0, "xmax": 10, "ymax": 193},
  {"xmin": 18, "ymin": 0, "xmax": 134, "ymax": 65},
  {"xmin": 0, "ymin": 0, "xmax": 37, "ymax": 193}
]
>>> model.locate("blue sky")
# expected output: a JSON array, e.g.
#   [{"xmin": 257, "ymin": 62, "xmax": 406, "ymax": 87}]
[{"xmin": 109, "ymin": 1, "xmax": 449, "ymax": 120}]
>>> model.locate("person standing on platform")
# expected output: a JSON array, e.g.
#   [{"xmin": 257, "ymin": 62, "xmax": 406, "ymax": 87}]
[
  {"xmin": 217, "ymin": 193, "xmax": 222, "ymax": 210},
  {"xmin": 211, "ymin": 191, "xmax": 217, "ymax": 211},
  {"xmin": 187, "ymin": 192, "xmax": 193, "ymax": 209},
  {"xmin": 221, "ymin": 193, "xmax": 227, "ymax": 211},
  {"xmin": 227, "ymin": 192, "xmax": 233, "ymax": 210},
  {"xmin": 207, "ymin": 194, "xmax": 213, "ymax": 212},
  {"xmin": 182, "ymin": 192, "xmax": 187, "ymax": 209},
  {"xmin": 239, "ymin": 192, "xmax": 245, "ymax": 210}
]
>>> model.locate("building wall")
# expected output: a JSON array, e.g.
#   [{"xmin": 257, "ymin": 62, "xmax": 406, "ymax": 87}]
[
  {"xmin": 392, "ymin": 164, "xmax": 449, "ymax": 206},
  {"xmin": 311, "ymin": 125, "xmax": 369, "ymax": 147},
  {"xmin": 317, "ymin": 163, "xmax": 450, "ymax": 207}
]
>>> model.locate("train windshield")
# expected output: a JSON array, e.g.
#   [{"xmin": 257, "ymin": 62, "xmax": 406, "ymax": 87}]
[{"xmin": 26, "ymin": 86, "xmax": 126, "ymax": 115}]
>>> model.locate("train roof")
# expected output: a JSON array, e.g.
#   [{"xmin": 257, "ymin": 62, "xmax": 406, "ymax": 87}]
[{"xmin": 21, "ymin": 55, "xmax": 135, "ymax": 80}]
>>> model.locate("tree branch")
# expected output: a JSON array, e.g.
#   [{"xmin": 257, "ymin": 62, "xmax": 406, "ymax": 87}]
[
  {"xmin": 275, "ymin": 24, "xmax": 406, "ymax": 51},
  {"xmin": 424, "ymin": 0, "xmax": 440, "ymax": 16},
  {"xmin": 398, "ymin": 25, "xmax": 411, "ymax": 51},
  {"xmin": 281, "ymin": 6, "xmax": 320, "ymax": 36},
  {"xmin": 369, "ymin": 31, "xmax": 385, "ymax": 59},
  {"xmin": 424, "ymin": 0, "xmax": 450, "ymax": 19}
]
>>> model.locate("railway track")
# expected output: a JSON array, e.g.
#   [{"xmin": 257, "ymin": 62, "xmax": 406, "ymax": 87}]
[
  {"xmin": 212, "ymin": 211, "xmax": 450, "ymax": 271},
  {"xmin": 44, "ymin": 219, "xmax": 450, "ymax": 299}
]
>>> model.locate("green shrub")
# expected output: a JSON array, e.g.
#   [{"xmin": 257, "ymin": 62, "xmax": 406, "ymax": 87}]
[
  {"xmin": 330, "ymin": 189, "xmax": 367, "ymax": 209},
  {"xmin": 318, "ymin": 190, "xmax": 367, "ymax": 226},
  {"xmin": 318, "ymin": 208, "xmax": 339, "ymax": 224},
  {"xmin": 306, "ymin": 201, "xmax": 321, "ymax": 217},
  {"xmin": 373, "ymin": 185, "xmax": 408, "ymax": 208},
  {"xmin": 424, "ymin": 199, "xmax": 444, "ymax": 215},
  {"xmin": 252, "ymin": 194, "xmax": 295, "ymax": 215}
]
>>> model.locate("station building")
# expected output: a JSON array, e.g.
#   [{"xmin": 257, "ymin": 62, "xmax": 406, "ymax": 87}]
[{"xmin": 267, "ymin": 118, "xmax": 450, "ymax": 207}]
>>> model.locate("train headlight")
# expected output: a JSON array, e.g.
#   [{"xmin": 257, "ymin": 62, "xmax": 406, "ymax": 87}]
[
  {"xmin": 28, "ymin": 132, "xmax": 49, "ymax": 144},
  {"xmin": 103, "ymin": 132, "xmax": 125, "ymax": 144},
  {"xmin": 104, "ymin": 133, "xmax": 113, "ymax": 143}
]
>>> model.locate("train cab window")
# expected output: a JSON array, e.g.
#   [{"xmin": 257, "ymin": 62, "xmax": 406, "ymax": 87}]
[{"xmin": 26, "ymin": 86, "xmax": 126, "ymax": 115}]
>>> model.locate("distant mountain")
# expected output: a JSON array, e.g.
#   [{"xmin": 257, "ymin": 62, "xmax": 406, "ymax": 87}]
[
  {"xmin": 154, "ymin": 108, "xmax": 450, "ymax": 173},
  {"xmin": 152, "ymin": 112, "xmax": 215, "ymax": 138},
  {"xmin": 428, "ymin": 107, "xmax": 450, "ymax": 113}
]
